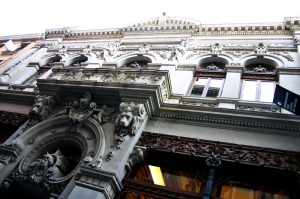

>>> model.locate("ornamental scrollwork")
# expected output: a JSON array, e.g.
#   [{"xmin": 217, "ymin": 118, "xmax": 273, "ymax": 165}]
[
  {"xmin": 270, "ymin": 52, "xmax": 294, "ymax": 62},
  {"xmin": 52, "ymin": 91, "xmax": 108, "ymax": 132},
  {"xmin": 137, "ymin": 132, "xmax": 300, "ymax": 172}
]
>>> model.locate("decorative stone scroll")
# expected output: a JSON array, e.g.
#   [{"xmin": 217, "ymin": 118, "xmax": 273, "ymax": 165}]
[{"xmin": 137, "ymin": 132, "xmax": 300, "ymax": 172}]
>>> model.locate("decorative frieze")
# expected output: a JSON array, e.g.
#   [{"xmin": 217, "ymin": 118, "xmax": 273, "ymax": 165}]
[
  {"xmin": 0, "ymin": 111, "xmax": 28, "ymax": 126},
  {"xmin": 47, "ymin": 69, "xmax": 166, "ymax": 85},
  {"xmin": 137, "ymin": 132, "xmax": 300, "ymax": 172}
]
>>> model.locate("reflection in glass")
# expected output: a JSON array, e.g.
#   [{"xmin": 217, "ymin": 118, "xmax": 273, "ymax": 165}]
[
  {"xmin": 220, "ymin": 185, "xmax": 290, "ymax": 199},
  {"xmin": 132, "ymin": 163, "xmax": 202, "ymax": 193}
]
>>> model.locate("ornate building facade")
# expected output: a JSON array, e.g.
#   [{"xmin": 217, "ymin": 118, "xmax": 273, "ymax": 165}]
[{"xmin": 0, "ymin": 15, "xmax": 300, "ymax": 199}]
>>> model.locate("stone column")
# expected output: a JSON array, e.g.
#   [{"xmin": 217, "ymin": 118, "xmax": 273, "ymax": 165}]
[{"xmin": 218, "ymin": 64, "xmax": 243, "ymax": 109}]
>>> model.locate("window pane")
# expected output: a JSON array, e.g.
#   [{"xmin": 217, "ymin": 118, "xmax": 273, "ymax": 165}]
[
  {"xmin": 209, "ymin": 79, "xmax": 223, "ymax": 88},
  {"xmin": 132, "ymin": 163, "xmax": 202, "ymax": 193},
  {"xmin": 190, "ymin": 78, "xmax": 207, "ymax": 97},
  {"xmin": 206, "ymin": 79, "xmax": 223, "ymax": 97},
  {"xmin": 191, "ymin": 86, "xmax": 205, "ymax": 97},
  {"xmin": 241, "ymin": 81, "xmax": 257, "ymax": 101},
  {"xmin": 194, "ymin": 78, "xmax": 207, "ymax": 86},
  {"xmin": 260, "ymin": 82, "xmax": 274, "ymax": 102},
  {"xmin": 206, "ymin": 88, "xmax": 220, "ymax": 97},
  {"xmin": 220, "ymin": 186, "xmax": 290, "ymax": 199}
]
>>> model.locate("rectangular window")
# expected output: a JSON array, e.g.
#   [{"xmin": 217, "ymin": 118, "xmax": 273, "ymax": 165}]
[
  {"xmin": 240, "ymin": 80, "xmax": 276, "ymax": 102},
  {"xmin": 190, "ymin": 78, "xmax": 224, "ymax": 98}
]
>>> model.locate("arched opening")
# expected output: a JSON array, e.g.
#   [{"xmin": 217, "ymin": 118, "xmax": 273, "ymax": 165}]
[
  {"xmin": 65, "ymin": 55, "xmax": 88, "ymax": 67},
  {"xmin": 240, "ymin": 58, "xmax": 278, "ymax": 102},
  {"xmin": 118, "ymin": 55, "xmax": 152, "ymax": 69},
  {"xmin": 197, "ymin": 57, "xmax": 228, "ymax": 70}
]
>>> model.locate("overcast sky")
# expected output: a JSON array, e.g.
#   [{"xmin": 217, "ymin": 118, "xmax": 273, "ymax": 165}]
[{"xmin": 0, "ymin": 0, "xmax": 299, "ymax": 36}]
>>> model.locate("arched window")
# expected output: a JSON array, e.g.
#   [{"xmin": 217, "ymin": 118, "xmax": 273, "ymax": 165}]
[
  {"xmin": 68, "ymin": 56, "xmax": 88, "ymax": 67},
  {"xmin": 240, "ymin": 60, "xmax": 277, "ymax": 102},
  {"xmin": 121, "ymin": 60, "xmax": 149, "ymax": 69},
  {"xmin": 188, "ymin": 58, "xmax": 227, "ymax": 98}
]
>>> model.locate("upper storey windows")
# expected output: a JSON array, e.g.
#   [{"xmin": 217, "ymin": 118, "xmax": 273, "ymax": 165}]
[
  {"xmin": 189, "ymin": 58, "xmax": 227, "ymax": 98},
  {"xmin": 240, "ymin": 62, "xmax": 277, "ymax": 103}
]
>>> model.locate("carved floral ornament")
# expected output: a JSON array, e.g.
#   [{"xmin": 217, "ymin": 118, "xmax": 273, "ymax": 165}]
[
  {"xmin": 47, "ymin": 69, "xmax": 165, "ymax": 85},
  {"xmin": 137, "ymin": 132, "xmax": 300, "ymax": 172}
]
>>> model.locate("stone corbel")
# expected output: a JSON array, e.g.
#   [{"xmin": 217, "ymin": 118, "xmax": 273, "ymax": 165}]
[{"xmin": 125, "ymin": 146, "xmax": 147, "ymax": 172}]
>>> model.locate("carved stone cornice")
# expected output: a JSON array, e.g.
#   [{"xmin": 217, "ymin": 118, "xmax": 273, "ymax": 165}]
[
  {"xmin": 37, "ymin": 68, "xmax": 171, "ymax": 116},
  {"xmin": 137, "ymin": 132, "xmax": 300, "ymax": 172},
  {"xmin": 0, "ymin": 111, "xmax": 28, "ymax": 126},
  {"xmin": 156, "ymin": 103, "xmax": 300, "ymax": 136},
  {"xmin": 277, "ymin": 67, "xmax": 300, "ymax": 75}
]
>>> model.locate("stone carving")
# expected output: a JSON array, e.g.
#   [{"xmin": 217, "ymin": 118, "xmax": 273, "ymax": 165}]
[
  {"xmin": 236, "ymin": 105, "xmax": 280, "ymax": 113},
  {"xmin": 180, "ymin": 101, "xmax": 218, "ymax": 108},
  {"xmin": 226, "ymin": 51, "xmax": 250, "ymax": 58},
  {"xmin": 48, "ymin": 69, "xmax": 91, "ymax": 81},
  {"xmin": 155, "ymin": 51, "xmax": 168, "ymax": 59},
  {"xmin": 137, "ymin": 132, "xmax": 300, "ymax": 172},
  {"xmin": 96, "ymin": 49, "xmax": 109, "ymax": 62},
  {"xmin": 168, "ymin": 46, "xmax": 185, "ymax": 61},
  {"xmin": 107, "ymin": 40, "xmax": 121, "ymax": 56},
  {"xmin": 83, "ymin": 45, "xmax": 91, "ymax": 54},
  {"xmin": 58, "ymin": 46, "xmax": 67, "ymax": 54},
  {"xmin": 294, "ymin": 37, "xmax": 300, "ymax": 45},
  {"xmin": 107, "ymin": 102, "xmax": 147, "ymax": 161},
  {"xmin": 28, "ymin": 95, "xmax": 57, "ymax": 126},
  {"xmin": 0, "ymin": 111, "xmax": 28, "ymax": 126},
  {"xmin": 125, "ymin": 147, "xmax": 147, "ymax": 172},
  {"xmin": 138, "ymin": 43, "xmax": 149, "ymax": 55},
  {"xmin": 254, "ymin": 42, "xmax": 267, "ymax": 56},
  {"xmin": 211, "ymin": 43, "xmax": 223, "ymax": 55},
  {"xmin": 271, "ymin": 52, "xmax": 294, "ymax": 62},
  {"xmin": 48, "ymin": 70, "xmax": 165, "ymax": 85},
  {"xmin": 52, "ymin": 91, "xmax": 108, "ymax": 132},
  {"xmin": 115, "ymin": 102, "xmax": 147, "ymax": 137},
  {"xmin": 10, "ymin": 149, "xmax": 70, "ymax": 194}
]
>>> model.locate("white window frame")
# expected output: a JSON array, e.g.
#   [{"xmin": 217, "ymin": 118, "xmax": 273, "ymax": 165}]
[{"xmin": 240, "ymin": 80, "xmax": 276, "ymax": 102}]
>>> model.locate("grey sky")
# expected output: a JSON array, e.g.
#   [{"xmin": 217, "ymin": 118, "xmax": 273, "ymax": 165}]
[{"xmin": 0, "ymin": 0, "xmax": 299, "ymax": 36}]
